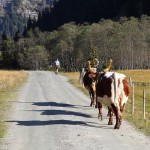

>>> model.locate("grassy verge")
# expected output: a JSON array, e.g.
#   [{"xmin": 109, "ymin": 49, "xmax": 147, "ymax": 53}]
[
  {"xmin": 117, "ymin": 70, "xmax": 150, "ymax": 136},
  {"xmin": 62, "ymin": 70, "xmax": 150, "ymax": 136},
  {"xmin": 0, "ymin": 70, "xmax": 28, "ymax": 139}
]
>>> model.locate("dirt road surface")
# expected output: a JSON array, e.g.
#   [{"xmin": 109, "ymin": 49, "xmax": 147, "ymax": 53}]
[{"xmin": 1, "ymin": 71, "xmax": 150, "ymax": 150}]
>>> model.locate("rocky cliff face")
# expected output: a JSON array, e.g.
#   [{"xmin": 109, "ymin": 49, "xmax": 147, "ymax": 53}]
[
  {"xmin": 0, "ymin": 0, "xmax": 55, "ymax": 19},
  {"xmin": 0, "ymin": 0, "xmax": 58, "ymax": 36}
]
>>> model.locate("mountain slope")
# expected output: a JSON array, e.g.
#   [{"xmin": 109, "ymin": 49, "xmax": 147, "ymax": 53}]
[
  {"xmin": 0, "ymin": 0, "xmax": 58, "ymax": 36},
  {"xmin": 39, "ymin": 0, "xmax": 150, "ymax": 31}
]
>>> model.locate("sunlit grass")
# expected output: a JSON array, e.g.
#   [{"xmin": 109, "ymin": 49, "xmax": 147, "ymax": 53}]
[
  {"xmin": 117, "ymin": 69, "xmax": 150, "ymax": 83},
  {"xmin": 61, "ymin": 72, "xmax": 89, "ymax": 95},
  {"xmin": 0, "ymin": 70, "xmax": 28, "ymax": 138},
  {"xmin": 0, "ymin": 71, "xmax": 28, "ymax": 91},
  {"xmin": 63, "ymin": 70, "xmax": 150, "ymax": 136}
]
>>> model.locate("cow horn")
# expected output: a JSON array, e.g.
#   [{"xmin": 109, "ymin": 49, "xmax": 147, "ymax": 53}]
[{"xmin": 103, "ymin": 58, "xmax": 113, "ymax": 72}]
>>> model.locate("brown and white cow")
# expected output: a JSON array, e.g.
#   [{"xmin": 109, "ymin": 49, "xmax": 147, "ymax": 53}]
[{"xmin": 96, "ymin": 72, "xmax": 130, "ymax": 129}]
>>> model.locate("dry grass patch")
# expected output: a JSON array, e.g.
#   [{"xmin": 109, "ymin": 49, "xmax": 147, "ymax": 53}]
[
  {"xmin": 117, "ymin": 69, "xmax": 150, "ymax": 83},
  {"xmin": 0, "ymin": 70, "xmax": 28, "ymax": 91},
  {"xmin": 61, "ymin": 72, "xmax": 89, "ymax": 95},
  {"xmin": 0, "ymin": 70, "xmax": 28, "ymax": 138}
]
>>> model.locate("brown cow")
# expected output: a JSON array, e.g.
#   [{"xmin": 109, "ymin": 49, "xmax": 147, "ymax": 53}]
[
  {"xmin": 96, "ymin": 71, "xmax": 130, "ymax": 129},
  {"xmin": 83, "ymin": 71, "xmax": 97, "ymax": 108}
]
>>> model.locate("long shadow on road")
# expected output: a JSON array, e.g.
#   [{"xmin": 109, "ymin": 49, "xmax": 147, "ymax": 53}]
[
  {"xmin": 32, "ymin": 101, "xmax": 80, "ymax": 108},
  {"xmin": 21, "ymin": 101, "xmax": 93, "ymax": 118},
  {"xmin": 7, "ymin": 120, "xmax": 101, "ymax": 128},
  {"xmin": 6, "ymin": 101, "xmax": 113, "ymax": 129},
  {"xmin": 13, "ymin": 101, "xmax": 91, "ymax": 109},
  {"xmin": 26, "ymin": 109, "xmax": 92, "ymax": 118}
]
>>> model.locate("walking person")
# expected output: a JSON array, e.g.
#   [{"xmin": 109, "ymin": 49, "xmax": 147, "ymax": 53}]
[{"xmin": 55, "ymin": 59, "xmax": 60, "ymax": 75}]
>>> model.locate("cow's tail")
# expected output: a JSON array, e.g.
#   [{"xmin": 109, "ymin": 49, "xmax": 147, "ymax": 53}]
[{"xmin": 111, "ymin": 72, "xmax": 117, "ymax": 104}]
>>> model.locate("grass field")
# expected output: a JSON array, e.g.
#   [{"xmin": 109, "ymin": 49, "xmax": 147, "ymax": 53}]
[
  {"xmin": 0, "ymin": 70, "xmax": 28, "ymax": 139},
  {"xmin": 63, "ymin": 70, "xmax": 150, "ymax": 136}
]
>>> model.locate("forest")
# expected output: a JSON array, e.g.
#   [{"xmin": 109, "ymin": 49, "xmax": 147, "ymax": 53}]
[
  {"xmin": 0, "ymin": 16, "xmax": 150, "ymax": 71},
  {"xmin": 0, "ymin": 0, "xmax": 150, "ymax": 71}
]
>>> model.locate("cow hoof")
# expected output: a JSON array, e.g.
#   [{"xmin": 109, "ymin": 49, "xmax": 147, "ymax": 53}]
[
  {"xmin": 98, "ymin": 114, "xmax": 103, "ymax": 121},
  {"xmin": 114, "ymin": 125, "xmax": 120, "ymax": 129},
  {"xmin": 119, "ymin": 120, "xmax": 122, "ymax": 125},
  {"xmin": 100, "ymin": 116, "xmax": 103, "ymax": 121}
]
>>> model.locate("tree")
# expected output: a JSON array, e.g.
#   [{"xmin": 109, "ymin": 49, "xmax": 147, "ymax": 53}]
[
  {"xmin": 18, "ymin": 45, "xmax": 49, "ymax": 70},
  {"xmin": 1, "ymin": 36, "xmax": 18, "ymax": 69}
]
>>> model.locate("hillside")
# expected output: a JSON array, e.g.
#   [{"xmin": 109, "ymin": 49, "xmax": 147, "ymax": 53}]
[
  {"xmin": 37, "ymin": 0, "xmax": 150, "ymax": 31},
  {"xmin": 2, "ymin": 0, "xmax": 150, "ymax": 36},
  {"xmin": 0, "ymin": 0, "xmax": 57, "ymax": 18},
  {"xmin": 0, "ymin": 0, "xmax": 58, "ymax": 36}
]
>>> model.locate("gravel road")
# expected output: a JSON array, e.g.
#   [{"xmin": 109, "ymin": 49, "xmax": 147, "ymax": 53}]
[{"xmin": 1, "ymin": 71, "xmax": 150, "ymax": 150}]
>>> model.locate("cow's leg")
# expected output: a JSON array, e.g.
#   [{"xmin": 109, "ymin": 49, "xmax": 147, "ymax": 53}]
[
  {"xmin": 119, "ymin": 103, "xmax": 125, "ymax": 125},
  {"xmin": 95, "ymin": 97, "xmax": 98, "ymax": 108},
  {"xmin": 97, "ymin": 102, "xmax": 103, "ymax": 120},
  {"xmin": 90, "ymin": 88, "xmax": 96, "ymax": 107},
  {"xmin": 93, "ymin": 92, "xmax": 97, "ymax": 108},
  {"xmin": 91, "ymin": 90, "xmax": 95, "ymax": 107},
  {"xmin": 89, "ymin": 91, "xmax": 93, "ymax": 107},
  {"xmin": 91, "ymin": 83, "xmax": 96, "ymax": 108},
  {"xmin": 119, "ymin": 113, "xmax": 122, "ymax": 125},
  {"xmin": 85, "ymin": 86, "xmax": 93, "ymax": 107},
  {"xmin": 93, "ymin": 91, "xmax": 97, "ymax": 108},
  {"xmin": 107, "ymin": 106, "xmax": 111, "ymax": 116},
  {"xmin": 111, "ymin": 103, "xmax": 121, "ymax": 129},
  {"xmin": 108, "ymin": 107, "xmax": 113, "ymax": 125}
]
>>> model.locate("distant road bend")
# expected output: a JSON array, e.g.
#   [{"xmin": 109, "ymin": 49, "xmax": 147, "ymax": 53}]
[{"xmin": 1, "ymin": 71, "xmax": 150, "ymax": 150}]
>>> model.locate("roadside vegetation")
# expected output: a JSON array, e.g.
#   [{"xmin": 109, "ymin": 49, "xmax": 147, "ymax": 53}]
[
  {"xmin": 1, "ymin": 16, "xmax": 150, "ymax": 71},
  {"xmin": 0, "ymin": 70, "xmax": 28, "ymax": 139},
  {"xmin": 63, "ymin": 70, "xmax": 150, "ymax": 136}
]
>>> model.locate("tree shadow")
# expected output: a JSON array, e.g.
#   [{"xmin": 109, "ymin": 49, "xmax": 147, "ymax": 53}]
[
  {"xmin": 32, "ymin": 101, "xmax": 80, "ymax": 108},
  {"xmin": 7, "ymin": 119, "xmax": 100, "ymax": 128},
  {"xmin": 10, "ymin": 101, "xmax": 90, "ymax": 109},
  {"xmin": 23, "ymin": 108, "xmax": 92, "ymax": 118},
  {"xmin": 40, "ymin": 109, "xmax": 92, "ymax": 118},
  {"xmin": 6, "ymin": 120, "xmax": 114, "ymax": 129}
]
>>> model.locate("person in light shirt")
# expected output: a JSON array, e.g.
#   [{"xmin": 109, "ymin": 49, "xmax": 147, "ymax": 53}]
[
  {"xmin": 55, "ymin": 59, "xmax": 60, "ymax": 67},
  {"xmin": 55, "ymin": 59, "xmax": 60, "ymax": 74}
]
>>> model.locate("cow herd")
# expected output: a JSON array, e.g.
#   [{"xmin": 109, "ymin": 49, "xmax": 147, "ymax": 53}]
[{"xmin": 83, "ymin": 70, "xmax": 130, "ymax": 129}]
